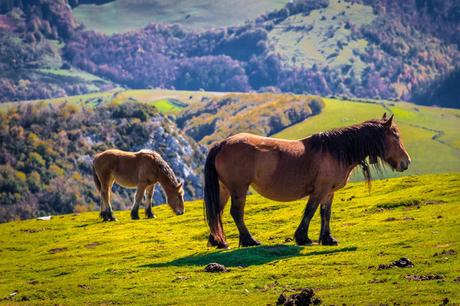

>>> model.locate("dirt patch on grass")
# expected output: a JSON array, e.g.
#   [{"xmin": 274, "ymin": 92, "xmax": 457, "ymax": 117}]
[
  {"xmin": 204, "ymin": 263, "xmax": 228, "ymax": 272},
  {"xmin": 378, "ymin": 257, "xmax": 414, "ymax": 270},
  {"xmin": 405, "ymin": 274, "xmax": 444, "ymax": 281},
  {"xmin": 49, "ymin": 247, "xmax": 68, "ymax": 254},
  {"xmin": 433, "ymin": 249, "xmax": 456, "ymax": 257},
  {"xmin": 84, "ymin": 242, "xmax": 103, "ymax": 249},
  {"xmin": 20, "ymin": 228, "xmax": 51, "ymax": 233},
  {"xmin": 276, "ymin": 288, "xmax": 321, "ymax": 305}
]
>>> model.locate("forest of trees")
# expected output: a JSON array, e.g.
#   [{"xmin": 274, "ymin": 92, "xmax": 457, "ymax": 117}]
[{"xmin": 0, "ymin": 0, "xmax": 458, "ymax": 105}]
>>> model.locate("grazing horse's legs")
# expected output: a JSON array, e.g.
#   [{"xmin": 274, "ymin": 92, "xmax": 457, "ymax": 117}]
[
  {"xmin": 100, "ymin": 177, "xmax": 116, "ymax": 221},
  {"xmin": 131, "ymin": 184, "xmax": 147, "ymax": 220},
  {"xmin": 208, "ymin": 183, "xmax": 230, "ymax": 248},
  {"xmin": 294, "ymin": 194, "xmax": 323, "ymax": 245},
  {"xmin": 230, "ymin": 190, "xmax": 260, "ymax": 247},
  {"xmin": 319, "ymin": 193, "xmax": 338, "ymax": 245},
  {"xmin": 144, "ymin": 184, "xmax": 155, "ymax": 218}
]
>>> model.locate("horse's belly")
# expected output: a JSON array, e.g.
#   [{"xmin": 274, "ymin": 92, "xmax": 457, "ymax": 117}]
[
  {"xmin": 112, "ymin": 173, "xmax": 139, "ymax": 189},
  {"xmin": 251, "ymin": 183, "xmax": 309, "ymax": 202}
]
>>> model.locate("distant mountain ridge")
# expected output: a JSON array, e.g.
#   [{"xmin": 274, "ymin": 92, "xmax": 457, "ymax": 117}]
[{"xmin": 0, "ymin": 0, "xmax": 459, "ymax": 107}]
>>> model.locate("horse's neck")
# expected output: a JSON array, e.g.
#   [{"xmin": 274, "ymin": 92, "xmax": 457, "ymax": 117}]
[{"xmin": 157, "ymin": 167, "xmax": 176, "ymax": 193}]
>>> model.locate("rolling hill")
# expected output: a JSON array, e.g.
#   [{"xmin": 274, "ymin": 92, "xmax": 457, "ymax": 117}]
[
  {"xmin": 72, "ymin": 0, "xmax": 290, "ymax": 34},
  {"xmin": 0, "ymin": 0, "xmax": 458, "ymax": 106},
  {"xmin": 0, "ymin": 173, "xmax": 459, "ymax": 304},
  {"xmin": 2, "ymin": 89, "xmax": 459, "ymax": 223},
  {"xmin": 274, "ymin": 97, "xmax": 460, "ymax": 179}
]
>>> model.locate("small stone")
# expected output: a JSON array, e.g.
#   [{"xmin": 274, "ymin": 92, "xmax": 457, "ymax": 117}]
[{"xmin": 204, "ymin": 263, "xmax": 227, "ymax": 273}]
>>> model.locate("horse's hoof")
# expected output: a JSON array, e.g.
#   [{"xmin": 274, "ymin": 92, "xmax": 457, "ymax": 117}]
[
  {"xmin": 131, "ymin": 214, "xmax": 140, "ymax": 220},
  {"xmin": 101, "ymin": 211, "xmax": 117, "ymax": 222},
  {"xmin": 320, "ymin": 236, "xmax": 338, "ymax": 246},
  {"xmin": 295, "ymin": 237, "xmax": 313, "ymax": 246},
  {"xmin": 216, "ymin": 243, "xmax": 230, "ymax": 249},
  {"xmin": 145, "ymin": 214, "xmax": 156, "ymax": 219},
  {"xmin": 207, "ymin": 234, "xmax": 228, "ymax": 249},
  {"xmin": 240, "ymin": 237, "xmax": 261, "ymax": 247}
]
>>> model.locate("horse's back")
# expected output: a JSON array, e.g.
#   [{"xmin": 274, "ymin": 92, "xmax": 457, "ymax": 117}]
[{"xmin": 93, "ymin": 149, "xmax": 158, "ymax": 187}]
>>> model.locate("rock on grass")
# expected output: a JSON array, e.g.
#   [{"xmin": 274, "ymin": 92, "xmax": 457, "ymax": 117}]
[
  {"xmin": 276, "ymin": 288, "xmax": 321, "ymax": 305},
  {"xmin": 204, "ymin": 263, "xmax": 227, "ymax": 272},
  {"xmin": 378, "ymin": 257, "xmax": 414, "ymax": 270}
]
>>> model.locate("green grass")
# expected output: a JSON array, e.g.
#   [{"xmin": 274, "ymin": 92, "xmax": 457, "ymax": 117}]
[
  {"xmin": 0, "ymin": 89, "xmax": 222, "ymax": 114},
  {"xmin": 0, "ymin": 173, "xmax": 459, "ymax": 304},
  {"xmin": 274, "ymin": 98, "xmax": 460, "ymax": 179},
  {"xmin": 72, "ymin": 0, "xmax": 290, "ymax": 34},
  {"xmin": 268, "ymin": 0, "xmax": 375, "ymax": 74},
  {"xmin": 148, "ymin": 99, "xmax": 186, "ymax": 113},
  {"xmin": 37, "ymin": 68, "xmax": 108, "ymax": 82}
]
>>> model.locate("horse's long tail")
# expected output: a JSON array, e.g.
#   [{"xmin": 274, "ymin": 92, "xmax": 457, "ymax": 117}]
[
  {"xmin": 204, "ymin": 143, "xmax": 225, "ymax": 245},
  {"xmin": 92, "ymin": 164, "xmax": 101, "ymax": 193}
]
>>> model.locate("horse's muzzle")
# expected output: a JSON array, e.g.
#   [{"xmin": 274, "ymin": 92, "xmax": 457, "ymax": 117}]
[
  {"xmin": 175, "ymin": 210, "xmax": 184, "ymax": 216},
  {"xmin": 398, "ymin": 159, "xmax": 411, "ymax": 172}
]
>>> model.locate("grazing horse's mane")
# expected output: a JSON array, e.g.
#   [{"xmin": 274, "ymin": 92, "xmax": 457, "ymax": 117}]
[
  {"xmin": 308, "ymin": 120, "xmax": 386, "ymax": 184},
  {"xmin": 152, "ymin": 153, "xmax": 182, "ymax": 192}
]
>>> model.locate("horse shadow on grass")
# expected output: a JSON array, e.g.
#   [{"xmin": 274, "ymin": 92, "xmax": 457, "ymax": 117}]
[{"xmin": 141, "ymin": 245, "xmax": 357, "ymax": 268}]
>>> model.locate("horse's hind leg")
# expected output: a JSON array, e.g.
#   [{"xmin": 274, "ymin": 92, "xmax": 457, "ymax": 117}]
[
  {"xmin": 294, "ymin": 194, "xmax": 323, "ymax": 245},
  {"xmin": 208, "ymin": 182, "xmax": 230, "ymax": 248},
  {"xmin": 144, "ymin": 184, "xmax": 155, "ymax": 219},
  {"xmin": 319, "ymin": 193, "xmax": 338, "ymax": 245},
  {"xmin": 230, "ymin": 189, "xmax": 260, "ymax": 247},
  {"xmin": 131, "ymin": 184, "xmax": 147, "ymax": 220},
  {"xmin": 101, "ymin": 177, "xmax": 116, "ymax": 221}
]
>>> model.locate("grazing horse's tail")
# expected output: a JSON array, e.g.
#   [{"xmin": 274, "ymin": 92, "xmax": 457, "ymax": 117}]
[
  {"xmin": 92, "ymin": 165, "xmax": 101, "ymax": 192},
  {"xmin": 204, "ymin": 143, "xmax": 225, "ymax": 246}
]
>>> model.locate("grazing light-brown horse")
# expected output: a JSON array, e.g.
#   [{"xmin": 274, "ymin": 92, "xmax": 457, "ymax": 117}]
[
  {"xmin": 204, "ymin": 113, "xmax": 411, "ymax": 248},
  {"xmin": 93, "ymin": 149, "xmax": 184, "ymax": 221}
]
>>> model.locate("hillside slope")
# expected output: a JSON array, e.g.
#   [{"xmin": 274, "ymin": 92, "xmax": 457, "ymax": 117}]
[
  {"xmin": 0, "ymin": 173, "xmax": 459, "ymax": 304},
  {"xmin": 0, "ymin": 100, "xmax": 206, "ymax": 222},
  {"xmin": 1, "ymin": 0, "xmax": 458, "ymax": 106},
  {"xmin": 275, "ymin": 97, "xmax": 460, "ymax": 179}
]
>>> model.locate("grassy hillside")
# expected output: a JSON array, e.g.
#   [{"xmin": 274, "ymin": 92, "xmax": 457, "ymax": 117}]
[
  {"xmin": 0, "ymin": 89, "xmax": 227, "ymax": 114},
  {"xmin": 72, "ymin": 0, "xmax": 290, "ymax": 34},
  {"xmin": 274, "ymin": 97, "xmax": 460, "ymax": 179},
  {"xmin": 0, "ymin": 173, "xmax": 459, "ymax": 304}
]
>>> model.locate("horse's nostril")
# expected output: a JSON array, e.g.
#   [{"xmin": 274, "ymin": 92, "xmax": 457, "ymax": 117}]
[{"xmin": 400, "ymin": 161, "xmax": 409, "ymax": 171}]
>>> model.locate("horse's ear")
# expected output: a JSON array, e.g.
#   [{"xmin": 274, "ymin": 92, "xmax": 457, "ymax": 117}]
[
  {"xmin": 383, "ymin": 114, "xmax": 394, "ymax": 129},
  {"xmin": 382, "ymin": 112, "xmax": 387, "ymax": 120}
]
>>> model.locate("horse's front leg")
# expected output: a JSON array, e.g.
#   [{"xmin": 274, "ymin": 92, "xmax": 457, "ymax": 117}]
[
  {"xmin": 144, "ymin": 184, "xmax": 155, "ymax": 219},
  {"xmin": 131, "ymin": 184, "xmax": 147, "ymax": 220},
  {"xmin": 230, "ymin": 191, "xmax": 260, "ymax": 247},
  {"xmin": 319, "ymin": 193, "xmax": 338, "ymax": 246},
  {"xmin": 294, "ymin": 194, "xmax": 323, "ymax": 245}
]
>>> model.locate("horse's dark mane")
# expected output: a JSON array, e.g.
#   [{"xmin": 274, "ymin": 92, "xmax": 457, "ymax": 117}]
[{"xmin": 308, "ymin": 120, "xmax": 386, "ymax": 185}]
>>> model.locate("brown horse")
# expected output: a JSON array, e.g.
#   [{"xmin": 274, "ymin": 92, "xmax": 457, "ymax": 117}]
[
  {"xmin": 92, "ymin": 149, "xmax": 184, "ymax": 221},
  {"xmin": 204, "ymin": 113, "xmax": 411, "ymax": 248}
]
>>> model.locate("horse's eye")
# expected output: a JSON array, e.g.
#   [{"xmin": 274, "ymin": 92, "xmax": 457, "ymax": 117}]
[{"xmin": 393, "ymin": 132, "xmax": 400, "ymax": 139}]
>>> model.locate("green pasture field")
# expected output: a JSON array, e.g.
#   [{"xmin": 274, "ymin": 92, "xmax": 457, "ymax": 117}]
[
  {"xmin": 0, "ymin": 173, "xmax": 459, "ymax": 305},
  {"xmin": 72, "ymin": 0, "xmax": 290, "ymax": 34}
]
